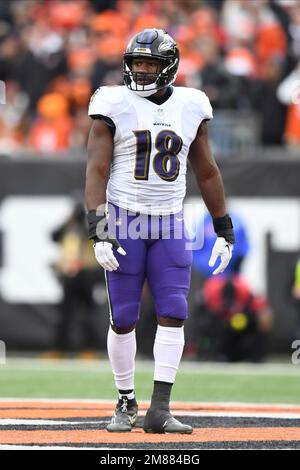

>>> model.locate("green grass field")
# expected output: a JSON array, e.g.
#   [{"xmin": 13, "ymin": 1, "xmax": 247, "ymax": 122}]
[{"xmin": 1, "ymin": 358, "xmax": 300, "ymax": 404}]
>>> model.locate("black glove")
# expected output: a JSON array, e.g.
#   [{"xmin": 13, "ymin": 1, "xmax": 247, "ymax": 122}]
[
  {"xmin": 87, "ymin": 210, "xmax": 122, "ymax": 251},
  {"xmin": 213, "ymin": 214, "xmax": 235, "ymax": 245}
]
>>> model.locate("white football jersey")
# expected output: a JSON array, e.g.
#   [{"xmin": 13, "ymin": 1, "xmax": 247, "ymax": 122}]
[{"xmin": 88, "ymin": 85, "xmax": 213, "ymax": 215}]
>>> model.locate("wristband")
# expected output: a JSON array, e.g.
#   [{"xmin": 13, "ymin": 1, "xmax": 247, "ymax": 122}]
[
  {"xmin": 87, "ymin": 210, "xmax": 107, "ymax": 242},
  {"xmin": 213, "ymin": 214, "xmax": 235, "ymax": 245}
]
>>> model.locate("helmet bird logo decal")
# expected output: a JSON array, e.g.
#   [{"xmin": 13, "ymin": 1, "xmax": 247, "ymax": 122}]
[{"xmin": 158, "ymin": 41, "xmax": 174, "ymax": 52}]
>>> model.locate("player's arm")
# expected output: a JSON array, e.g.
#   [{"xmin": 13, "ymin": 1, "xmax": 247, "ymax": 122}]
[
  {"xmin": 85, "ymin": 119, "xmax": 113, "ymax": 210},
  {"xmin": 85, "ymin": 119, "xmax": 125, "ymax": 271},
  {"xmin": 188, "ymin": 121, "xmax": 226, "ymax": 218},
  {"xmin": 188, "ymin": 121, "xmax": 235, "ymax": 274}
]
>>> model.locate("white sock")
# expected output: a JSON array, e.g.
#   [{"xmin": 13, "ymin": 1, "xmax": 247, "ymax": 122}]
[
  {"xmin": 107, "ymin": 327, "xmax": 136, "ymax": 391},
  {"xmin": 153, "ymin": 325, "xmax": 185, "ymax": 384}
]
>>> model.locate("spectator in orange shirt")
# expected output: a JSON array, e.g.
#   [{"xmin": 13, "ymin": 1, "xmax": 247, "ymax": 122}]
[{"xmin": 29, "ymin": 93, "xmax": 73, "ymax": 153}]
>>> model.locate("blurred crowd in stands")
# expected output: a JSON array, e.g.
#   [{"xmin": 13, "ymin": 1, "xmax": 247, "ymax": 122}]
[{"xmin": 0, "ymin": 0, "xmax": 300, "ymax": 155}]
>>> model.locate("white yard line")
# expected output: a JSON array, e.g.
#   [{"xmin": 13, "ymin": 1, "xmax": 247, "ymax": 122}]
[
  {"xmin": 1, "ymin": 400, "xmax": 300, "ymax": 419},
  {"xmin": 1, "ymin": 411, "xmax": 300, "ymax": 422},
  {"xmin": 174, "ymin": 411, "xmax": 300, "ymax": 419},
  {"xmin": 1, "ymin": 398, "xmax": 300, "ymax": 408},
  {"xmin": 0, "ymin": 419, "xmax": 108, "ymax": 426}
]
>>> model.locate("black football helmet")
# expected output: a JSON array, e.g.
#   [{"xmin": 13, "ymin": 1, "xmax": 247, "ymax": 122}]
[{"xmin": 123, "ymin": 29, "xmax": 179, "ymax": 97}]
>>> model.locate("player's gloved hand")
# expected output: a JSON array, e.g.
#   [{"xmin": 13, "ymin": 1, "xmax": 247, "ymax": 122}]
[
  {"xmin": 87, "ymin": 210, "xmax": 126, "ymax": 272},
  {"xmin": 94, "ymin": 241, "xmax": 126, "ymax": 272},
  {"xmin": 209, "ymin": 237, "xmax": 233, "ymax": 275},
  {"xmin": 209, "ymin": 214, "xmax": 235, "ymax": 275}
]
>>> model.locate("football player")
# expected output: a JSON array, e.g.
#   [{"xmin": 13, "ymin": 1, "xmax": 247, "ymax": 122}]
[{"xmin": 85, "ymin": 29, "xmax": 235, "ymax": 434}]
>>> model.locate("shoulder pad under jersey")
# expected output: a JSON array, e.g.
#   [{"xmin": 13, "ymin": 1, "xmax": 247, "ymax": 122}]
[
  {"xmin": 88, "ymin": 86, "xmax": 127, "ymax": 118},
  {"xmin": 178, "ymin": 87, "xmax": 213, "ymax": 121}
]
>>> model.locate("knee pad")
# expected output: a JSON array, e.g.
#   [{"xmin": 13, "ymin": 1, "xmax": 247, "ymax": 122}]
[
  {"xmin": 110, "ymin": 301, "xmax": 140, "ymax": 329},
  {"xmin": 154, "ymin": 289, "xmax": 189, "ymax": 321}
]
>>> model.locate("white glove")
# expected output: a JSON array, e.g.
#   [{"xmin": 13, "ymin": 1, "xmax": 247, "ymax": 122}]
[
  {"xmin": 94, "ymin": 242, "xmax": 126, "ymax": 272},
  {"xmin": 209, "ymin": 237, "xmax": 233, "ymax": 275}
]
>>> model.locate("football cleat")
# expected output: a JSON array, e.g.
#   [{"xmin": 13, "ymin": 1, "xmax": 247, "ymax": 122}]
[
  {"xmin": 106, "ymin": 397, "xmax": 138, "ymax": 432},
  {"xmin": 143, "ymin": 407, "xmax": 193, "ymax": 434}
]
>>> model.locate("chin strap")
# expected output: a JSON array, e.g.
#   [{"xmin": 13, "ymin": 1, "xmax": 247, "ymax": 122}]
[{"xmin": 129, "ymin": 80, "xmax": 159, "ymax": 97}]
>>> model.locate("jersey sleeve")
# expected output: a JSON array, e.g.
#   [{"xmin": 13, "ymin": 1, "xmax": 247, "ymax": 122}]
[
  {"xmin": 185, "ymin": 88, "xmax": 213, "ymax": 128},
  {"xmin": 88, "ymin": 87, "xmax": 114, "ymax": 118},
  {"xmin": 194, "ymin": 89, "xmax": 213, "ymax": 121},
  {"xmin": 199, "ymin": 92, "xmax": 213, "ymax": 121}
]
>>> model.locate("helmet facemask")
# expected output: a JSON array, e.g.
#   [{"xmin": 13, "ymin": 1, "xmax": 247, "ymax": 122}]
[{"xmin": 123, "ymin": 54, "xmax": 179, "ymax": 97}]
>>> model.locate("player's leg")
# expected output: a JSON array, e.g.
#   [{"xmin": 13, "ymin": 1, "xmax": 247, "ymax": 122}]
[
  {"xmin": 105, "ymin": 208, "xmax": 147, "ymax": 432},
  {"xmin": 144, "ymin": 218, "xmax": 193, "ymax": 433}
]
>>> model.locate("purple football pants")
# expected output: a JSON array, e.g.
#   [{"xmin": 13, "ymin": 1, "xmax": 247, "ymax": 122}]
[{"xmin": 105, "ymin": 204, "xmax": 192, "ymax": 329}]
